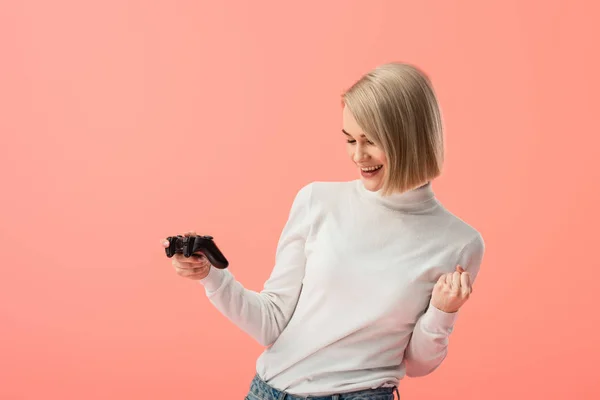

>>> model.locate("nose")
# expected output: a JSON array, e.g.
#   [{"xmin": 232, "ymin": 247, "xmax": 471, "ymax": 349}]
[{"xmin": 353, "ymin": 143, "xmax": 369, "ymax": 163}]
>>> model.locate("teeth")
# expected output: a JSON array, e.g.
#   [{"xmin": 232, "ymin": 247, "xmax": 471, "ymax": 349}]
[{"xmin": 361, "ymin": 165, "xmax": 382, "ymax": 172}]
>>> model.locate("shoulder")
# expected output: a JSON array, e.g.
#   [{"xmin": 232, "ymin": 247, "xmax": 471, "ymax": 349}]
[
  {"xmin": 292, "ymin": 180, "xmax": 357, "ymax": 203},
  {"xmin": 283, "ymin": 181, "xmax": 353, "ymax": 228},
  {"xmin": 433, "ymin": 203, "xmax": 485, "ymax": 268},
  {"xmin": 294, "ymin": 180, "xmax": 359, "ymax": 211}
]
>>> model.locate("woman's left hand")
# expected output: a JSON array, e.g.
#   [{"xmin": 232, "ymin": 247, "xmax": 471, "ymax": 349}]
[{"xmin": 431, "ymin": 265, "xmax": 472, "ymax": 313}]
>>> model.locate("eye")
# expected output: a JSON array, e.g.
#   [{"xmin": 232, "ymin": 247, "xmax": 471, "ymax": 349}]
[{"xmin": 346, "ymin": 139, "xmax": 356, "ymax": 144}]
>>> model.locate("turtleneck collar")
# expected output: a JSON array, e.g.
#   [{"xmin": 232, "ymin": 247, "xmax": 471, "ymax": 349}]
[{"xmin": 356, "ymin": 179, "xmax": 438, "ymax": 213}]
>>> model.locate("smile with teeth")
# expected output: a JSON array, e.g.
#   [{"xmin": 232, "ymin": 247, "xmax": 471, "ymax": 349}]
[{"xmin": 361, "ymin": 165, "xmax": 383, "ymax": 172}]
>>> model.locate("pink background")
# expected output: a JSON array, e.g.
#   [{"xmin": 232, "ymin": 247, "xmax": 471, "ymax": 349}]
[{"xmin": 1, "ymin": 0, "xmax": 599, "ymax": 399}]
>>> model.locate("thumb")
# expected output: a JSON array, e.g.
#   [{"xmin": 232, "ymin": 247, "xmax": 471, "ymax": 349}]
[{"xmin": 435, "ymin": 274, "xmax": 446, "ymax": 285}]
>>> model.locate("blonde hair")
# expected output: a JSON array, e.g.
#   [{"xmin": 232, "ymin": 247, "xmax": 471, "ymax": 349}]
[{"xmin": 341, "ymin": 62, "xmax": 444, "ymax": 196}]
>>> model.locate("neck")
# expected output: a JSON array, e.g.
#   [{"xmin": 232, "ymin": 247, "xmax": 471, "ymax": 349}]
[{"xmin": 356, "ymin": 180, "xmax": 438, "ymax": 212}]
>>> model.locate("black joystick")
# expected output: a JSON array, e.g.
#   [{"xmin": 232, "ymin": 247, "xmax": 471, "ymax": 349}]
[{"xmin": 165, "ymin": 235, "xmax": 229, "ymax": 269}]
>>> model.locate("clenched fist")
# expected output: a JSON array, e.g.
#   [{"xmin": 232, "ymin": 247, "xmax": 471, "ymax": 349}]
[
  {"xmin": 162, "ymin": 231, "xmax": 211, "ymax": 280},
  {"xmin": 431, "ymin": 265, "xmax": 473, "ymax": 313}
]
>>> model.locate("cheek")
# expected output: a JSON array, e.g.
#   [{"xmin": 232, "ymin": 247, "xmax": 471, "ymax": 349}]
[{"xmin": 375, "ymin": 150, "xmax": 387, "ymax": 165}]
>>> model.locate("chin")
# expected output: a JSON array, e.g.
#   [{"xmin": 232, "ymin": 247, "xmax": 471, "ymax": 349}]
[{"xmin": 360, "ymin": 177, "xmax": 383, "ymax": 192}]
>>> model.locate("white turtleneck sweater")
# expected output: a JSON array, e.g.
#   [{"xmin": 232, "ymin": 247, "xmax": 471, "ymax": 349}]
[{"xmin": 198, "ymin": 179, "xmax": 485, "ymax": 396}]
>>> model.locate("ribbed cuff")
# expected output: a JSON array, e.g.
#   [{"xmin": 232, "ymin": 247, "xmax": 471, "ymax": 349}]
[
  {"xmin": 421, "ymin": 301, "xmax": 459, "ymax": 332},
  {"xmin": 198, "ymin": 266, "xmax": 226, "ymax": 293}
]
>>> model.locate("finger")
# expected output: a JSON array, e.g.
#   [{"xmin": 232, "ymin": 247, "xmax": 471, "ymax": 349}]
[
  {"xmin": 444, "ymin": 273, "xmax": 452, "ymax": 286},
  {"xmin": 177, "ymin": 264, "xmax": 199, "ymax": 273},
  {"xmin": 452, "ymin": 271, "xmax": 461, "ymax": 291},
  {"xmin": 184, "ymin": 231, "xmax": 197, "ymax": 237},
  {"xmin": 174, "ymin": 253, "xmax": 205, "ymax": 263},
  {"xmin": 176, "ymin": 266, "xmax": 198, "ymax": 276},
  {"xmin": 461, "ymin": 272, "xmax": 471, "ymax": 296},
  {"xmin": 457, "ymin": 265, "xmax": 465, "ymax": 273},
  {"xmin": 175, "ymin": 264, "xmax": 209, "ymax": 276},
  {"xmin": 172, "ymin": 259, "xmax": 195, "ymax": 270},
  {"xmin": 177, "ymin": 265, "xmax": 209, "ymax": 277},
  {"xmin": 172, "ymin": 256, "xmax": 205, "ymax": 269},
  {"xmin": 161, "ymin": 238, "xmax": 170, "ymax": 247}
]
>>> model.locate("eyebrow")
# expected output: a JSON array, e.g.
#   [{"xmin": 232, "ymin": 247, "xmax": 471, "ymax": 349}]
[{"xmin": 342, "ymin": 129, "xmax": 366, "ymax": 138}]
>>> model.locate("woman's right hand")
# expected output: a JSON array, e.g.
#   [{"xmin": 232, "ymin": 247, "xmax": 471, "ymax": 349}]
[{"xmin": 161, "ymin": 231, "xmax": 212, "ymax": 280}]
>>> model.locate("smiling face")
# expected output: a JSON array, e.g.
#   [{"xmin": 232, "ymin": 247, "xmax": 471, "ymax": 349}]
[{"xmin": 342, "ymin": 104, "xmax": 388, "ymax": 192}]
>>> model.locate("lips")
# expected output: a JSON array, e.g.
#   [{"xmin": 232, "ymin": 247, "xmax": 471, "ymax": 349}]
[
  {"xmin": 360, "ymin": 165, "xmax": 383, "ymax": 172},
  {"xmin": 360, "ymin": 164, "xmax": 383, "ymax": 179}
]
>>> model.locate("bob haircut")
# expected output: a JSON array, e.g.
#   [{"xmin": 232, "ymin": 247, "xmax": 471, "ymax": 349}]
[{"xmin": 341, "ymin": 62, "xmax": 444, "ymax": 196}]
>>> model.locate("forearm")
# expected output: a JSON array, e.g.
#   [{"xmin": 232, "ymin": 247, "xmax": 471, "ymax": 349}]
[
  {"xmin": 403, "ymin": 301, "xmax": 458, "ymax": 377},
  {"xmin": 196, "ymin": 183, "xmax": 313, "ymax": 346},
  {"xmin": 199, "ymin": 267, "xmax": 297, "ymax": 346},
  {"xmin": 404, "ymin": 233, "xmax": 486, "ymax": 377}
]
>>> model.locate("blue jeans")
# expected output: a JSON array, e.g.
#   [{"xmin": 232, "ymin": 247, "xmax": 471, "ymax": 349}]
[{"xmin": 245, "ymin": 373, "xmax": 399, "ymax": 400}]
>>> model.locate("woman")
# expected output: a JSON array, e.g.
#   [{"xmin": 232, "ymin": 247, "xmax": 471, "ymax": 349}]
[{"xmin": 162, "ymin": 62, "xmax": 485, "ymax": 400}]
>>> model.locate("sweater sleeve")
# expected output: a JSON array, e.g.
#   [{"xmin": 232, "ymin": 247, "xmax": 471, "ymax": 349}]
[
  {"xmin": 403, "ymin": 233, "xmax": 485, "ymax": 377},
  {"xmin": 196, "ymin": 183, "xmax": 313, "ymax": 346}
]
